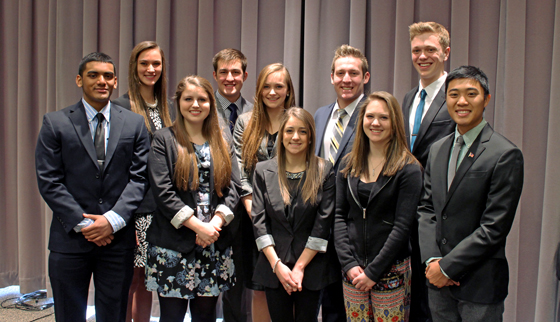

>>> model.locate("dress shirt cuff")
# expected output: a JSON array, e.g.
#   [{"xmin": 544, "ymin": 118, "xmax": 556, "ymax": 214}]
[
  {"xmin": 104, "ymin": 211, "xmax": 125, "ymax": 233},
  {"xmin": 425, "ymin": 257, "xmax": 442, "ymax": 266},
  {"xmin": 305, "ymin": 237, "xmax": 328, "ymax": 253},
  {"xmin": 255, "ymin": 234, "xmax": 275, "ymax": 251},
  {"xmin": 73, "ymin": 218, "xmax": 94, "ymax": 232},
  {"xmin": 439, "ymin": 266, "xmax": 451, "ymax": 279},
  {"xmin": 215, "ymin": 204, "xmax": 234, "ymax": 226},
  {"xmin": 171, "ymin": 205, "xmax": 195, "ymax": 229}
]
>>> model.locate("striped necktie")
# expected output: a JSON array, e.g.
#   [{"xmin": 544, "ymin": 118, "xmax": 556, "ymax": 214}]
[{"xmin": 329, "ymin": 108, "xmax": 347, "ymax": 164}]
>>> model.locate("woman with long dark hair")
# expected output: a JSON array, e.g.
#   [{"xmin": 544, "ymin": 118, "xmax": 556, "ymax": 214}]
[
  {"xmin": 251, "ymin": 107, "xmax": 337, "ymax": 321},
  {"xmin": 334, "ymin": 91, "xmax": 423, "ymax": 321},
  {"xmin": 145, "ymin": 76, "xmax": 236, "ymax": 322},
  {"xmin": 112, "ymin": 41, "xmax": 175, "ymax": 322}
]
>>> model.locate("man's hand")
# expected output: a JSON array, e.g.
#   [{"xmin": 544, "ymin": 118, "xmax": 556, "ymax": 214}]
[
  {"xmin": 81, "ymin": 214, "xmax": 114, "ymax": 246},
  {"xmin": 425, "ymin": 259, "xmax": 460, "ymax": 288}
]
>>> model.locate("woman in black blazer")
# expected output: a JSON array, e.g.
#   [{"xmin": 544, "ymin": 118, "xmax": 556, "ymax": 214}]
[
  {"xmin": 145, "ymin": 75, "xmax": 237, "ymax": 322},
  {"xmin": 334, "ymin": 92, "xmax": 423, "ymax": 322},
  {"xmin": 251, "ymin": 107, "xmax": 338, "ymax": 322},
  {"xmin": 112, "ymin": 41, "xmax": 175, "ymax": 322}
]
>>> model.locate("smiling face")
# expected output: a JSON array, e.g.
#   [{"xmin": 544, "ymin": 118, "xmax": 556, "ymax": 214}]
[
  {"xmin": 282, "ymin": 115, "xmax": 309, "ymax": 157},
  {"xmin": 262, "ymin": 71, "xmax": 288, "ymax": 110},
  {"xmin": 137, "ymin": 48, "xmax": 162, "ymax": 88},
  {"xmin": 179, "ymin": 84, "xmax": 211, "ymax": 127},
  {"xmin": 331, "ymin": 56, "xmax": 370, "ymax": 109},
  {"xmin": 213, "ymin": 59, "xmax": 247, "ymax": 102},
  {"xmin": 411, "ymin": 32, "xmax": 450, "ymax": 87},
  {"xmin": 76, "ymin": 61, "xmax": 117, "ymax": 111},
  {"xmin": 446, "ymin": 78, "xmax": 490, "ymax": 135},
  {"xmin": 363, "ymin": 98, "xmax": 392, "ymax": 148}
]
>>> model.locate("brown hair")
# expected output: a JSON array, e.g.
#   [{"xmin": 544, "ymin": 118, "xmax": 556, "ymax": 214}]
[
  {"xmin": 127, "ymin": 41, "xmax": 172, "ymax": 133},
  {"xmin": 342, "ymin": 91, "xmax": 419, "ymax": 178},
  {"xmin": 277, "ymin": 107, "xmax": 327, "ymax": 205},
  {"xmin": 241, "ymin": 63, "xmax": 295, "ymax": 174},
  {"xmin": 409, "ymin": 22, "xmax": 450, "ymax": 50},
  {"xmin": 330, "ymin": 45, "xmax": 369, "ymax": 75},
  {"xmin": 212, "ymin": 48, "xmax": 248, "ymax": 73},
  {"xmin": 172, "ymin": 75, "xmax": 231, "ymax": 196}
]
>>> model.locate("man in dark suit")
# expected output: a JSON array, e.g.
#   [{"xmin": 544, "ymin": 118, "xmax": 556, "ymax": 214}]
[
  {"xmin": 212, "ymin": 48, "xmax": 253, "ymax": 322},
  {"xmin": 35, "ymin": 52, "xmax": 150, "ymax": 322},
  {"xmin": 418, "ymin": 66, "xmax": 524, "ymax": 321},
  {"xmin": 314, "ymin": 44, "xmax": 370, "ymax": 322},
  {"xmin": 213, "ymin": 48, "xmax": 253, "ymax": 135},
  {"xmin": 401, "ymin": 22, "xmax": 456, "ymax": 322}
]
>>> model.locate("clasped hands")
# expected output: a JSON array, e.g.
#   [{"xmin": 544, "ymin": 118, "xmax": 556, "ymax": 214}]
[
  {"xmin": 425, "ymin": 259, "xmax": 460, "ymax": 288},
  {"xmin": 194, "ymin": 213, "xmax": 225, "ymax": 248},
  {"xmin": 81, "ymin": 213, "xmax": 114, "ymax": 247},
  {"xmin": 275, "ymin": 262, "xmax": 304, "ymax": 295},
  {"xmin": 347, "ymin": 266, "xmax": 376, "ymax": 291}
]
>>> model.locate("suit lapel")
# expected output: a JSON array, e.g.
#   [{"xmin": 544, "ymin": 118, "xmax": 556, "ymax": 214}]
[
  {"xmin": 315, "ymin": 103, "xmax": 335, "ymax": 155},
  {"xmin": 335, "ymin": 97, "xmax": 366, "ymax": 164},
  {"xmin": 68, "ymin": 101, "xmax": 98, "ymax": 167},
  {"xmin": 403, "ymin": 87, "xmax": 418, "ymax": 147},
  {"xmin": 264, "ymin": 167, "xmax": 292, "ymax": 232},
  {"xmin": 445, "ymin": 125, "xmax": 491, "ymax": 204},
  {"xmin": 367, "ymin": 174, "xmax": 392, "ymax": 205},
  {"xmin": 433, "ymin": 134, "xmax": 454, "ymax": 203},
  {"xmin": 105, "ymin": 106, "xmax": 124, "ymax": 169},
  {"xmin": 415, "ymin": 87, "xmax": 446, "ymax": 149}
]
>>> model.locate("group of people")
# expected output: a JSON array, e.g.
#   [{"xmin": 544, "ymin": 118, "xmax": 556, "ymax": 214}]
[{"xmin": 35, "ymin": 21, "xmax": 524, "ymax": 322}]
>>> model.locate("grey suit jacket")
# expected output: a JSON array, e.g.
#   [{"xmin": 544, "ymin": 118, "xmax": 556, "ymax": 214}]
[
  {"xmin": 35, "ymin": 100, "xmax": 150, "ymax": 253},
  {"xmin": 418, "ymin": 123, "xmax": 524, "ymax": 303},
  {"xmin": 215, "ymin": 91, "xmax": 253, "ymax": 135},
  {"xmin": 402, "ymin": 86, "xmax": 455, "ymax": 168}
]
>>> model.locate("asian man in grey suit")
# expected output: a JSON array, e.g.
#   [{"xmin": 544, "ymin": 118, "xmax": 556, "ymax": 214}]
[
  {"xmin": 35, "ymin": 52, "xmax": 150, "ymax": 322},
  {"xmin": 418, "ymin": 66, "xmax": 524, "ymax": 322},
  {"xmin": 401, "ymin": 22, "xmax": 456, "ymax": 322}
]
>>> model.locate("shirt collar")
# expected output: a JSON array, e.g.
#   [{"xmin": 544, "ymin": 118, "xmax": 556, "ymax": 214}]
[
  {"xmin": 83, "ymin": 98, "xmax": 111, "ymax": 123},
  {"xmin": 418, "ymin": 72, "xmax": 447, "ymax": 99},
  {"xmin": 333, "ymin": 93, "xmax": 364, "ymax": 118},
  {"xmin": 454, "ymin": 119, "xmax": 487, "ymax": 148},
  {"xmin": 215, "ymin": 91, "xmax": 243, "ymax": 111}
]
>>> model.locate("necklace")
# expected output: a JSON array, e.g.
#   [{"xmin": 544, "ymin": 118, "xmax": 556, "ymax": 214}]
[
  {"xmin": 371, "ymin": 157, "xmax": 385, "ymax": 176},
  {"xmin": 145, "ymin": 97, "xmax": 158, "ymax": 109}
]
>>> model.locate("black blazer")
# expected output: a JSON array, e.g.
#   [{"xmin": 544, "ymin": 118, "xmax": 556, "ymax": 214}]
[
  {"xmin": 418, "ymin": 123, "xmax": 524, "ymax": 303},
  {"xmin": 112, "ymin": 93, "xmax": 177, "ymax": 213},
  {"xmin": 35, "ymin": 100, "xmax": 150, "ymax": 252},
  {"xmin": 402, "ymin": 86, "xmax": 455, "ymax": 168},
  {"xmin": 251, "ymin": 158, "xmax": 338, "ymax": 290},
  {"xmin": 146, "ymin": 127, "xmax": 238, "ymax": 254},
  {"xmin": 334, "ymin": 162, "xmax": 423, "ymax": 282},
  {"xmin": 314, "ymin": 96, "xmax": 367, "ymax": 172}
]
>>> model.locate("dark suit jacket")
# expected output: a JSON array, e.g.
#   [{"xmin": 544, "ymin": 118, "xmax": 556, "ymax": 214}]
[
  {"xmin": 112, "ymin": 93, "xmax": 177, "ymax": 213},
  {"xmin": 146, "ymin": 127, "xmax": 238, "ymax": 254},
  {"xmin": 418, "ymin": 123, "xmax": 524, "ymax": 304},
  {"xmin": 402, "ymin": 86, "xmax": 455, "ymax": 168},
  {"xmin": 334, "ymin": 162, "xmax": 423, "ymax": 282},
  {"xmin": 35, "ymin": 100, "xmax": 150, "ymax": 253},
  {"xmin": 251, "ymin": 158, "xmax": 338, "ymax": 290},
  {"xmin": 215, "ymin": 91, "xmax": 253, "ymax": 135},
  {"xmin": 314, "ymin": 96, "xmax": 367, "ymax": 172}
]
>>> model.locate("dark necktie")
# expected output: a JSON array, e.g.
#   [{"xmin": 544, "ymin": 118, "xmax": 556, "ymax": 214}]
[
  {"xmin": 411, "ymin": 89, "xmax": 427, "ymax": 150},
  {"xmin": 95, "ymin": 113, "xmax": 106, "ymax": 172},
  {"xmin": 329, "ymin": 108, "xmax": 347, "ymax": 164},
  {"xmin": 447, "ymin": 136, "xmax": 464, "ymax": 189},
  {"xmin": 228, "ymin": 103, "xmax": 238, "ymax": 133}
]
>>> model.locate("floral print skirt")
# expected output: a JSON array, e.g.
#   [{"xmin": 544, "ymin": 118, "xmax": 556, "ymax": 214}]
[{"xmin": 145, "ymin": 243, "xmax": 235, "ymax": 299}]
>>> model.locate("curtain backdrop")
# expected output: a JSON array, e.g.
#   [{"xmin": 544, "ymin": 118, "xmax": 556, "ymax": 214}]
[{"xmin": 1, "ymin": 0, "xmax": 559, "ymax": 321}]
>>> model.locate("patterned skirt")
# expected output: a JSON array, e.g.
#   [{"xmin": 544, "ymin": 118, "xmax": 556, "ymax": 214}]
[
  {"xmin": 342, "ymin": 257, "xmax": 411, "ymax": 322},
  {"xmin": 145, "ymin": 243, "xmax": 235, "ymax": 299},
  {"xmin": 133, "ymin": 213, "xmax": 153, "ymax": 268}
]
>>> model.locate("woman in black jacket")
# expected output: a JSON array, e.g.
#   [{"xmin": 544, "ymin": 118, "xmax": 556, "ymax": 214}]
[
  {"xmin": 334, "ymin": 91, "xmax": 422, "ymax": 322},
  {"xmin": 251, "ymin": 107, "xmax": 338, "ymax": 321},
  {"xmin": 145, "ymin": 75, "xmax": 237, "ymax": 322},
  {"xmin": 112, "ymin": 41, "xmax": 175, "ymax": 322}
]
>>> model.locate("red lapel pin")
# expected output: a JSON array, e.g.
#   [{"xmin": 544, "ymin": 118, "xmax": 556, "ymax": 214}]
[{"xmin": 468, "ymin": 152, "xmax": 474, "ymax": 158}]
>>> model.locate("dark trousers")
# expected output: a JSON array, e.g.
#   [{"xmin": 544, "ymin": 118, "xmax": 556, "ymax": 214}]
[
  {"xmin": 428, "ymin": 287, "xmax": 504, "ymax": 322},
  {"xmin": 410, "ymin": 219, "xmax": 433, "ymax": 322},
  {"xmin": 265, "ymin": 286, "xmax": 321, "ymax": 322},
  {"xmin": 49, "ymin": 247, "xmax": 134, "ymax": 322},
  {"xmin": 320, "ymin": 280, "xmax": 346, "ymax": 322},
  {"xmin": 221, "ymin": 232, "xmax": 249, "ymax": 321}
]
